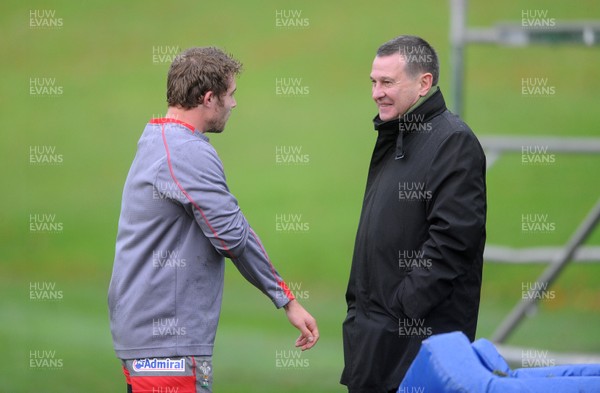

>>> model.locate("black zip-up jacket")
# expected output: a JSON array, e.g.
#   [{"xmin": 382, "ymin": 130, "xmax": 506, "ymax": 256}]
[{"xmin": 341, "ymin": 89, "xmax": 487, "ymax": 392}]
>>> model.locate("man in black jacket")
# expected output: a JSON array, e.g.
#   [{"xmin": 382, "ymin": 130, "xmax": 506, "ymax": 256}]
[{"xmin": 341, "ymin": 35, "xmax": 487, "ymax": 393}]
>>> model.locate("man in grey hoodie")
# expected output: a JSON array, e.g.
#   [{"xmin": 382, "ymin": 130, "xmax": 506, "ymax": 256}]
[{"xmin": 108, "ymin": 47, "xmax": 319, "ymax": 392}]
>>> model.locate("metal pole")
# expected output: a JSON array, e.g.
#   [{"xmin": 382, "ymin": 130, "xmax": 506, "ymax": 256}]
[
  {"xmin": 449, "ymin": 0, "xmax": 467, "ymax": 117},
  {"xmin": 492, "ymin": 198, "xmax": 600, "ymax": 343}
]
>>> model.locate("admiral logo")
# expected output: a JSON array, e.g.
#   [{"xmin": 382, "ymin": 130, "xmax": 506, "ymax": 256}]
[{"xmin": 132, "ymin": 358, "xmax": 185, "ymax": 372}]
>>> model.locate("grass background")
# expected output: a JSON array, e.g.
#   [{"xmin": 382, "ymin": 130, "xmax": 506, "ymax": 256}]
[{"xmin": 1, "ymin": 0, "xmax": 599, "ymax": 391}]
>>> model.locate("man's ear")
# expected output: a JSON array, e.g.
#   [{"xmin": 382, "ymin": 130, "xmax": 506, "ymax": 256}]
[
  {"xmin": 201, "ymin": 91, "xmax": 215, "ymax": 107},
  {"xmin": 418, "ymin": 73, "xmax": 433, "ymax": 96}
]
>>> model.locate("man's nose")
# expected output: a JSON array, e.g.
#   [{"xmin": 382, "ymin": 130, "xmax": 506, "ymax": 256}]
[{"xmin": 372, "ymin": 84, "xmax": 385, "ymax": 101}]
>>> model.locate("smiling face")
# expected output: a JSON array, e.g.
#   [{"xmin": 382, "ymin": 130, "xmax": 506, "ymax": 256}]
[{"xmin": 370, "ymin": 54, "xmax": 427, "ymax": 122}]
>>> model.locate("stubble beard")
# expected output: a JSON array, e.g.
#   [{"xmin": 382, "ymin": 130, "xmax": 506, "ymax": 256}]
[{"xmin": 205, "ymin": 105, "xmax": 230, "ymax": 134}]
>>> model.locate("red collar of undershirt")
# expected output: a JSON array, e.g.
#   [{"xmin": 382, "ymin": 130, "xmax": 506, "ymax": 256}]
[{"xmin": 149, "ymin": 117, "xmax": 196, "ymax": 132}]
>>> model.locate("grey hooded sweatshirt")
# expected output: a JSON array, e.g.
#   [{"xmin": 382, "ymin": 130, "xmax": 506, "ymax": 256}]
[{"xmin": 108, "ymin": 118, "xmax": 294, "ymax": 359}]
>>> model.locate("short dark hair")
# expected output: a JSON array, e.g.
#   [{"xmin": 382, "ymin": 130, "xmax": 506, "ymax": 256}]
[
  {"xmin": 167, "ymin": 47, "xmax": 242, "ymax": 109},
  {"xmin": 377, "ymin": 35, "xmax": 439, "ymax": 85}
]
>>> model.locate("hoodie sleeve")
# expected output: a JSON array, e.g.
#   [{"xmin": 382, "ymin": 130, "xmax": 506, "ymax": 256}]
[
  {"xmin": 396, "ymin": 130, "xmax": 486, "ymax": 319},
  {"xmin": 156, "ymin": 138, "xmax": 294, "ymax": 308}
]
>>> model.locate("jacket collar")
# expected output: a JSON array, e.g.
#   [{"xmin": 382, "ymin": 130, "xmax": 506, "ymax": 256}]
[{"xmin": 372, "ymin": 88, "xmax": 447, "ymax": 159}]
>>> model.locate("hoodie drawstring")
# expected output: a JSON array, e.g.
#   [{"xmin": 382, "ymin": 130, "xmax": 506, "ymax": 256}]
[{"xmin": 395, "ymin": 128, "xmax": 405, "ymax": 160}]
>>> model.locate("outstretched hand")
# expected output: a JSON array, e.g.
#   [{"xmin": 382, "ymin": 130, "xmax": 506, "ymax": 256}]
[{"xmin": 284, "ymin": 299, "xmax": 319, "ymax": 351}]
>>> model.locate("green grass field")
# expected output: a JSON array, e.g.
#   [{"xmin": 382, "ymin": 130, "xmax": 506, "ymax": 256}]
[{"xmin": 2, "ymin": 0, "xmax": 600, "ymax": 391}]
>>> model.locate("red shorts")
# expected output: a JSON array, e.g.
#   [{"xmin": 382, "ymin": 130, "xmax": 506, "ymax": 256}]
[{"xmin": 121, "ymin": 356, "xmax": 212, "ymax": 393}]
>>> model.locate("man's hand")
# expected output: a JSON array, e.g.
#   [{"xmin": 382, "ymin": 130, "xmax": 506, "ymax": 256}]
[{"xmin": 284, "ymin": 299, "xmax": 319, "ymax": 351}]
